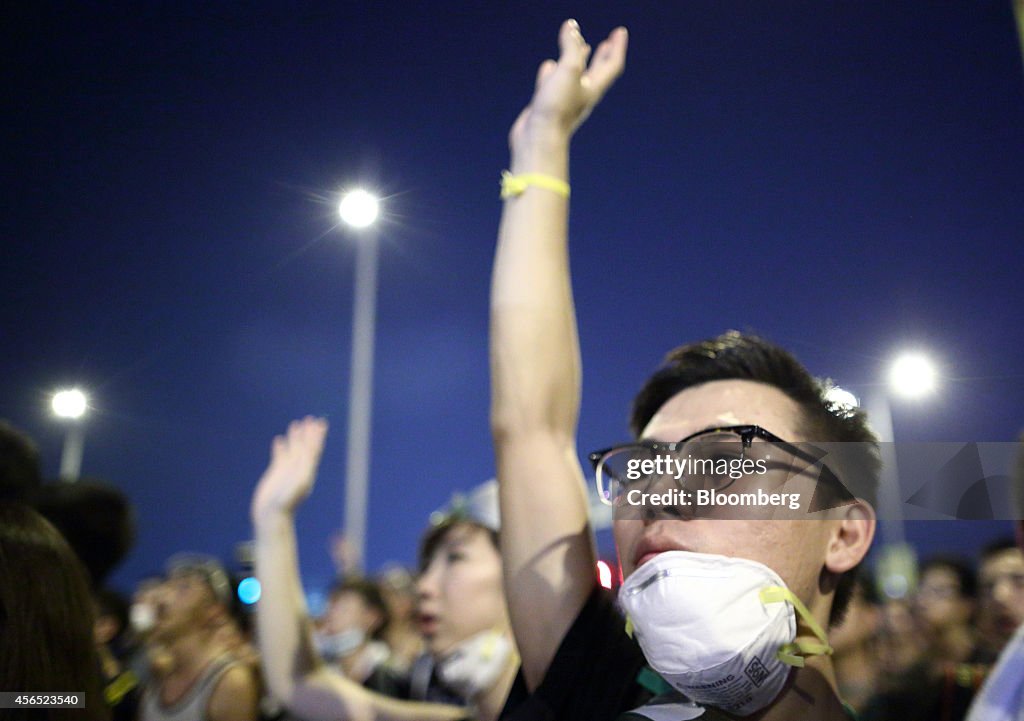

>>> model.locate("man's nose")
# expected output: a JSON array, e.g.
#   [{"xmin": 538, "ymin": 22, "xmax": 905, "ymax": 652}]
[{"xmin": 415, "ymin": 567, "xmax": 438, "ymax": 599}]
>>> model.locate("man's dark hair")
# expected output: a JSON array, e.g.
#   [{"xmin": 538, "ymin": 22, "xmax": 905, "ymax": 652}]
[
  {"xmin": 920, "ymin": 555, "xmax": 977, "ymax": 599},
  {"xmin": 0, "ymin": 420, "xmax": 42, "ymax": 502},
  {"xmin": 32, "ymin": 479, "xmax": 137, "ymax": 589},
  {"xmin": 629, "ymin": 331, "xmax": 881, "ymax": 626},
  {"xmin": 0, "ymin": 502, "xmax": 109, "ymax": 721},
  {"xmin": 981, "ymin": 537, "xmax": 1020, "ymax": 564},
  {"xmin": 418, "ymin": 517, "xmax": 500, "ymax": 575},
  {"xmin": 854, "ymin": 572, "xmax": 882, "ymax": 607},
  {"xmin": 329, "ymin": 577, "xmax": 391, "ymax": 640}
]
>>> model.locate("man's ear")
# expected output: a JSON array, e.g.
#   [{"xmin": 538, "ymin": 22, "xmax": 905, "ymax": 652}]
[{"xmin": 825, "ymin": 500, "xmax": 876, "ymax": 574}]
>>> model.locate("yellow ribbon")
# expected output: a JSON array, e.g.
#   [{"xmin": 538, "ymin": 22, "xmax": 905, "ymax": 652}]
[
  {"xmin": 500, "ymin": 171, "xmax": 570, "ymax": 199},
  {"xmin": 759, "ymin": 586, "xmax": 833, "ymax": 668}
]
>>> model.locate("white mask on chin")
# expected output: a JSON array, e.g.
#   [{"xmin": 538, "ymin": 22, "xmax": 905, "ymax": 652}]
[
  {"xmin": 314, "ymin": 628, "xmax": 365, "ymax": 661},
  {"xmin": 618, "ymin": 551, "xmax": 832, "ymax": 717},
  {"xmin": 436, "ymin": 629, "xmax": 513, "ymax": 700}
]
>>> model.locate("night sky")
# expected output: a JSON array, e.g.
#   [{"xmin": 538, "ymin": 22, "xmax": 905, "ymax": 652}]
[{"xmin": 4, "ymin": 2, "xmax": 1023, "ymax": 596}]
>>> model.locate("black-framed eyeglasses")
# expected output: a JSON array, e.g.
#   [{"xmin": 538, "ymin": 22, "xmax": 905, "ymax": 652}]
[{"xmin": 588, "ymin": 424, "xmax": 843, "ymax": 508}]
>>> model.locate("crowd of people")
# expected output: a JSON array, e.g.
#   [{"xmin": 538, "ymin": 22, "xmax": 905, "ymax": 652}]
[{"xmin": 3, "ymin": 18, "xmax": 1024, "ymax": 721}]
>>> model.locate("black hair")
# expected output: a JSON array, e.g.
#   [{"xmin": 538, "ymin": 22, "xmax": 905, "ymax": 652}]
[
  {"xmin": 0, "ymin": 502, "xmax": 109, "ymax": 721},
  {"xmin": 920, "ymin": 555, "xmax": 977, "ymax": 599},
  {"xmin": 854, "ymin": 572, "xmax": 882, "ymax": 607},
  {"xmin": 0, "ymin": 420, "xmax": 42, "ymax": 502},
  {"xmin": 418, "ymin": 517, "xmax": 500, "ymax": 574},
  {"xmin": 981, "ymin": 537, "xmax": 1020, "ymax": 564},
  {"xmin": 629, "ymin": 331, "xmax": 881, "ymax": 626},
  {"xmin": 329, "ymin": 577, "xmax": 391, "ymax": 640},
  {"xmin": 32, "ymin": 479, "xmax": 136, "ymax": 589}
]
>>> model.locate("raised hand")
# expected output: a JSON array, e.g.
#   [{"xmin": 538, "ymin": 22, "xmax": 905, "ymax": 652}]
[
  {"xmin": 251, "ymin": 416, "xmax": 328, "ymax": 522},
  {"xmin": 509, "ymin": 19, "xmax": 628, "ymax": 151}
]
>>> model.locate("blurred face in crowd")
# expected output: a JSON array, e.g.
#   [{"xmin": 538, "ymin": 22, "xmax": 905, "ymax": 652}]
[
  {"xmin": 914, "ymin": 565, "xmax": 973, "ymax": 631},
  {"xmin": 416, "ymin": 522, "xmax": 507, "ymax": 659},
  {"xmin": 614, "ymin": 380, "xmax": 871, "ymax": 619},
  {"xmin": 876, "ymin": 599, "xmax": 926, "ymax": 674},
  {"xmin": 977, "ymin": 547, "xmax": 1024, "ymax": 648},
  {"xmin": 381, "ymin": 571, "xmax": 417, "ymax": 624},
  {"xmin": 151, "ymin": 571, "xmax": 222, "ymax": 643},
  {"xmin": 323, "ymin": 590, "xmax": 381, "ymax": 637}
]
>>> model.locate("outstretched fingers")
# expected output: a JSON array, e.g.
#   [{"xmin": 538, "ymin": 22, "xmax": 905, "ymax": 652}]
[
  {"xmin": 557, "ymin": 19, "xmax": 591, "ymax": 73},
  {"xmin": 535, "ymin": 58, "xmax": 557, "ymax": 93},
  {"xmin": 582, "ymin": 27, "xmax": 628, "ymax": 101}
]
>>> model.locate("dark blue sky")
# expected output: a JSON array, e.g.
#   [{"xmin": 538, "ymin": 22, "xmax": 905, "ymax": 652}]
[{"xmin": 4, "ymin": 2, "xmax": 1023, "ymax": 595}]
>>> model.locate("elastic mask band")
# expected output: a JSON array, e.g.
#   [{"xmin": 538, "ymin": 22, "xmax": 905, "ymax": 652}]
[{"xmin": 759, "ymin": 586, "xmax": 833, "ymax": 668}]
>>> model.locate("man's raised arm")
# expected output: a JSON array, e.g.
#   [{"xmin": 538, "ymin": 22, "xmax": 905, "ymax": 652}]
[{"xmin": 490, "ymin": 20, "xmax": 627, "ymax": 691}]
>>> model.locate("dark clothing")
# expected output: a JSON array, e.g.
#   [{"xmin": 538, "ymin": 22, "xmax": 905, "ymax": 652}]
[
  {"xmin": 499, "ymin": 586, "xmax": 650, "ymax": 720},
  {"xmin": 498, "ymin": 586, "xmax": 859, "ymax": 721},
  {"xmin": 861, "ymin": 659, "xmax": 992, "ymax": 721},
  {"xmin": 363, "ymin": 664, "xmax": 411, "ymax": 700}
]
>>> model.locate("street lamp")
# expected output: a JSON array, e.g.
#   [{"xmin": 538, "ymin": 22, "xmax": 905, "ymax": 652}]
[
  {"xmin": 51, "ymin": 388, "xmax": 89, "ymax": 481},
  {"xmin": 888, "ymin": 352, "xmax": 938, "ymax": 400},
  {"xmin": 339, "ymin": 188, "xmax": 381, "ymax": 572},
  {"xmin": 868, "ymin": 350, "xmax": 939, "ymax": 598},
  {"xmin": 338, "ymin": 190, "xmax": 379, "ymax": 229}
]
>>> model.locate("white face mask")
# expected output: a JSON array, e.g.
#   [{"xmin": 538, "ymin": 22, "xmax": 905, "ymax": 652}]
[
  {"xmin": 436, "ymin": 629, "xmax": 513, "ymax": 700},
  {"xmin": 618, "ymin": 551, "xmax": 832, "ymax": 717},
  {"xmin": 129, "ymin": 603, "xmax": 156, "ymax": 634},
  {"xmin": 314, "ymin": 628, "xmax": 365, "ymax": 661}
]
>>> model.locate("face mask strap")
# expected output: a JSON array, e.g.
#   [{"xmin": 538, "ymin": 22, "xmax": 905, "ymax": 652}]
[
  {"xmin": 759, "ymin": 586, "xmax": 833, "ymax": 668},
  {"xmin": 479, "ymin": 629, "xmax": 502, "ymax": 660}
]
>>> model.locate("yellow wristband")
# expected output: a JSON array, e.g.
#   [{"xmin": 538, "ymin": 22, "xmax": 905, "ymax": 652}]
[{"xmin": 500, "ymin": 171, "xmax": 570, "ymax": 199}]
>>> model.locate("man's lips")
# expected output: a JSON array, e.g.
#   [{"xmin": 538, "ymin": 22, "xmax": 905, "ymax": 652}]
[
  {"xmin": 636, "ymin": 552, "xmax": 662, "ymax": 568},
  {"xmin": 633, "ymin": 538, "xmax": 691, "ymax": 568},
  {"xmin": 417, "ymin": 613, "xmax": 439, "ymax": 636}
]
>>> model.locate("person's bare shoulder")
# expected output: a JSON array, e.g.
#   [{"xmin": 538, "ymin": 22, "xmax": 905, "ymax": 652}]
[{"xmin": 208, "ymin": 663, "xmax": 259, "ymax": 721}]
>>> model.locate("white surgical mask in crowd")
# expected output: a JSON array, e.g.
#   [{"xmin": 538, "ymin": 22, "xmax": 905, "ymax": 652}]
[
  {"xmin": 314, "ymin": 628, "xmax": 365, "ymax": 661},
  {"xmin": 618, "ymin": 550, "xmax": 832, "ymax": 716},
  {"xmin": 129, "ymin": 602, "xmax": 156, "ymax": 634},
  {"xmin": 436, "ymin": 629, "xmax": 513, "ymax": 700}
]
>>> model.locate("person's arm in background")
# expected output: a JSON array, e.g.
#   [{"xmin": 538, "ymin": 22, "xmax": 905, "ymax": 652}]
[
  {"xmin": 251, "ymin": 417, "xmax": 466, "ymax": 721},
  {"xmin": 490, "ymin": 20, "xmax": 627, "ymax": 691}
]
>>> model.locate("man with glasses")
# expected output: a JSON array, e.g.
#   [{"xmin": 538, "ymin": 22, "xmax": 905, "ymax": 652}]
[{"xmin": 491, "ymin": 21, "xmax": 878, "ymax": 721}]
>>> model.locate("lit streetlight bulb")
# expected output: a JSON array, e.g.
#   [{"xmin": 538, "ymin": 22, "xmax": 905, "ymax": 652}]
[
  {"xmin": 889, "ymin": 353, "xmax": 937, "ymax": 399},
  {"xmin": 52, "ymin": 388, "xmax": 88, "ymax": 420},
  {"xmin": 338, "ymin": 189, "xmax": 380, "ymax": 229}
]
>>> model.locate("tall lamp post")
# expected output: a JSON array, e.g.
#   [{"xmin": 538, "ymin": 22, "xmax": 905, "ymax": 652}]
[
  {"xmin": 339, "ymin": 189, "xmax": 380, "ymax": 572},
  {"xmin": 868, "ymin": 351, "xmax": 939, "ymax": 598},
  {"xmin": 52, "ymin": 388, "xmax": 89, "ymax": 482}
]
